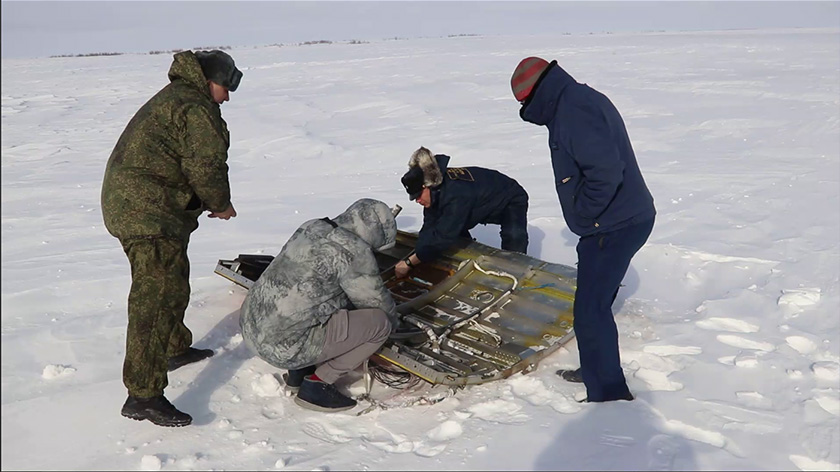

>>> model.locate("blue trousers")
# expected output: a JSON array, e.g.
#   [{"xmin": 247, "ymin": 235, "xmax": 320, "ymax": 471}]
[
  {"xmin": 574, "ymin": 217, "xmax": 654, "ymax": 402},
  {"xmin": 463, "ymin": 190, "xmax": 529, "ymax": 254}
]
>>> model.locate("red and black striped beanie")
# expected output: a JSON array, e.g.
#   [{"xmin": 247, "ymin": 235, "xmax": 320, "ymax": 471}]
[{"xmin": 511, "ymin": 57, "xmax": 550, "ymax": 102}]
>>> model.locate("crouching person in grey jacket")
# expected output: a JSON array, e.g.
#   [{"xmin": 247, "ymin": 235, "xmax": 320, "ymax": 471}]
[{"xmin": 240, "ymin": 199, "xmax": 398, "ymax": 412}]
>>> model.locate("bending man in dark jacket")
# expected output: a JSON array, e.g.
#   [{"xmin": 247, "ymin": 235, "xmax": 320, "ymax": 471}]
[
  {"xmin": 102, "ymin": 50, "xmax": 242, "ymax": 427},
  {"xmin": 395, "ymin": 147, "xmax": 529, "ymax": 279},
  {"xmin": 511, "ymin": 57, "xmax": 656, "ymax": 403},
  {"xmin": 240, "ymin": 199, "xmax": 398, "ymax": 413}
]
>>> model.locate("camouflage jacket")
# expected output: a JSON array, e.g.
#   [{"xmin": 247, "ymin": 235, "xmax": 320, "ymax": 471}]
[
  {"xmin": 101, "ymin": 50, "xmax": 232, "ymax": 241},
  {"xmin": 240, "ymin": 199, "xmax": 399, "ymax": 370}
]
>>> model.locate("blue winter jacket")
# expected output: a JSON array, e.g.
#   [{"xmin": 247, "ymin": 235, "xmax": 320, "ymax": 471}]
[
  {"xmin": 415, "ymin": 154, "xmax": 528, "ymax": 262},
  {"xmin": 520, "ymin": 62, "xmax": 655, "ymax": 237}
]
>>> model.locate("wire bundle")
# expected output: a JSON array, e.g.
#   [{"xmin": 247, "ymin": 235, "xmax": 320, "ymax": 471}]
[{"xmin": 368, "ymin": 361, "xmax": 422, "ymax": 389}]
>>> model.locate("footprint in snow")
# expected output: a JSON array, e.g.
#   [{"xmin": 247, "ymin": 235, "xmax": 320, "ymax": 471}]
[
  {"xmin": 301, "ymin": 420, "xmax": 355, "ymax": 444},
  {"xmin": 800, "ymin": 423, "xmax": 839, "ymax": 463},
  {"xmin": 261, "ymin": 402, "xmax": 285, "ymax": 420},
  {"xmin": 647, "ymin": 434, "xmax": 682, "ymax": 471}
]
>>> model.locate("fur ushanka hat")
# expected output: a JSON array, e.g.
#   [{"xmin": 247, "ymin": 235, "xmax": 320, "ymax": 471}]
[
  {"xmin": 195, "ymin": 49, "xmax": 243, "ymax": 92},
  {"xmin": 401, "ymin": 147, "xmax": 443, "ymax": 200}
]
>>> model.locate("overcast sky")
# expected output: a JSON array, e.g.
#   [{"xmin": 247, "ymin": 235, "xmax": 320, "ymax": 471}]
[{"xmin": 2, "ymin": 1, "xmax": 839, "ymax": 59}]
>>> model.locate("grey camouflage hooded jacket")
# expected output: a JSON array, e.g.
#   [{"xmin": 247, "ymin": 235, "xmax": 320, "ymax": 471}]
[
  {"xmin": 240, "ymin": 199, "xmax": 399, "ymax": 370},
  {"xmin": 101, "ymin": 50, "xmax": 232, "ymax": 241}
]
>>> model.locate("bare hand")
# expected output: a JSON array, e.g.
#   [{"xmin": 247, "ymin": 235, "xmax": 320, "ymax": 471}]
[
  {"xmin": 208, "ymin": 203, "xmax": 237, "ymax": 220},
  {"xmin": 395, "ymin": 260, "xmax": 411, "ymax": 279}
]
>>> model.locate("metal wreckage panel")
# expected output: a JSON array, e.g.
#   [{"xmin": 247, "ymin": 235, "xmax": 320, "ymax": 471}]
[{"xmin": 215, "ymin": 230, "xmax": 577, "ymax": 387}]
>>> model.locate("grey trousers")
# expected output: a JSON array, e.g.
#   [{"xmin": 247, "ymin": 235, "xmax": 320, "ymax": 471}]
[{"xmin": 312, "ymin": 308, "xmax": 392, "ymax": 384}]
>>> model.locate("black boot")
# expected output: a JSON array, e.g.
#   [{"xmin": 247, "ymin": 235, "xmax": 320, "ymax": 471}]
[
  {"xmin": 168, "ymin": 347, "xmax": 214, "ymax": 372},
  {"xmin": 282, "ymin": 365, "xmax": 317, "ymax": 392},
  {"xmin": 556, "ymin": 367, "xmax": 583, "ymax": 383},
  {"xmin": 121, "ymin": 395, "xmax": 192, "ymax": 427},
  {"xmin": 577, "ymin": 392, "xmax": 635, "ymax": 403},
  {"xmin": 294, "ymin": 375, "xmax": 357, "ymax": 413}
]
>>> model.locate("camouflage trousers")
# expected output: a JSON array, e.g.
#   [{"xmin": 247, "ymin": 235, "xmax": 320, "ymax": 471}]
[{"xmin": 120, "ymin": 237, "xmax": 193, "ymax": 398}]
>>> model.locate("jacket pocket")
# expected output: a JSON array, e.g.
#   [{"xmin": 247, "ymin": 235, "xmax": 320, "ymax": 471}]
[
  {"xmin": 550, "ymin": 145, "xmax": 581, "ymax": 205},
  {"xmin": 326, "ymin": 309, "xmax": 350, "ymax": 344}
]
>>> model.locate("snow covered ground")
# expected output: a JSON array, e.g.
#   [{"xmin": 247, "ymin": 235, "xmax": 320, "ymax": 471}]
[{"xmin": 2, "ymin": 28, "xmax": 838, "ymax": 471}]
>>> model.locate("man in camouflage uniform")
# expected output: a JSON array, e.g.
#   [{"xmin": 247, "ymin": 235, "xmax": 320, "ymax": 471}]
[
  {"xmin": 101, "ymin": 49, "xmax": 243, "ymax": 427},
  {"xmin": 240, "ymin": 199, "xmax": 399, "ymax": 413}
]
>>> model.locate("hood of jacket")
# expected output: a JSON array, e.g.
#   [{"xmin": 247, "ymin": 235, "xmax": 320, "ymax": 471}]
[
  {"xmin": 519, "ymin": 61, "xmax": 575, "ymax": 127},
  {"xmin": 332, "ymin": 198, "xmax": 398, "ymax": 251},
  {"xmin": 434, "ymin": 154, "xmax": 450, "ymax": 176},
  {"xmin": 168, "ymin": 51, "xmax": 212, "ymax": 100}
]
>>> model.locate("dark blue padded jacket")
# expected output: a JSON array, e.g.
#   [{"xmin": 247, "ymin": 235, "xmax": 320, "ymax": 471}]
[
  {"xmin": 415, "ymin": 154, "xmax": 528, "ymax": 262},
  {"xmin": 520, "ymin": 62, "xmax": 655, "ymax": 237}
]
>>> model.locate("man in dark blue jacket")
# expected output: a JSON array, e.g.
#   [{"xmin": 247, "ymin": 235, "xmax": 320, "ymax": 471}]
[
  {"xmin": 394, "ymin": 146, "xmax": 529, "ymax": 279},
  {"xmin": 511, "ymin": 57, "xmax": 656, "ymax": 403}
]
